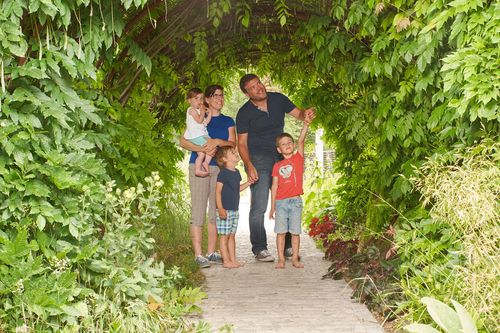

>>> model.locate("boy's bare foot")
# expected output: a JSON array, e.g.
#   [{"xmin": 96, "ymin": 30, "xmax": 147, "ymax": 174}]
[
  {"xmin": 292, "ymin": 260, "xmax": 304, "ymax": 268},
  {"xmin": 275, "ymin": 260, "xmax": 285, "ymax": 269},
  {"xmin": 195, "ymin": 170, "xmax": 209, "ymax": 177},
  {"xmin": 236, "ymin": 261, "xmax": 245, "ymax": 267}
]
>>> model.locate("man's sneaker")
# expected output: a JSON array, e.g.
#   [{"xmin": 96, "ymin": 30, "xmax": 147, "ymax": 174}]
[
  {"xmin": 284, "ymin": 248, "xmax": 301, "ymax": 260},
  {"xmin": 195, "ymin": 255, "xmax": 210, "ymax": 268},
  {"xmin": 206, "ymin": 252, "xmax": 223, "ymax": 264},
  {"xmin": 255, "ymin": 250, "xmax": 275, "ymax": 262}
]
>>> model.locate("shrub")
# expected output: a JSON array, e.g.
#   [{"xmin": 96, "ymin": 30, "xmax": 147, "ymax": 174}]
[
  {"xmin": 404, "ymin": 140, "xmax": 499, "ymax": 331},
  {"xmin": 0, "ymin": 173, "xmax": 205, "ymax": 332}
]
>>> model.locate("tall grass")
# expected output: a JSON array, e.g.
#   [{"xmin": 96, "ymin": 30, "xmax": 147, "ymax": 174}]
[{"xmin": 414, "ymin": 140, "xmax": 499, "ymax": 330}]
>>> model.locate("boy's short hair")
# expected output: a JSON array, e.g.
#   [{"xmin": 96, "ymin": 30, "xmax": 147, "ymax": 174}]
[
  {"xmin": 215, "ymin": 146, "xmax": 233, "ymax": 168},
  {"xmin": 239, "ymin": 74, "xmax": 259, "ymax": 93},
  {"xmin": 187, "ymin": 87, "xmax": 203, "ymax": 99},
  {"xmin": 275, "ymin": 133, "xmax": 294, "ymax": 147}
]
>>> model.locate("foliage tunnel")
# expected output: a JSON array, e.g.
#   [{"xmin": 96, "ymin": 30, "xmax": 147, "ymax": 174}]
[{"xmin": 0, "ymin": 0, "xmax": 498, "ymax": 331}]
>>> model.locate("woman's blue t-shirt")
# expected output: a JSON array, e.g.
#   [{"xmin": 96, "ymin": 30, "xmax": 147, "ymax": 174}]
[{"xmin": 189, "ymin": 114, "xmax": 235, "ymax": 165}]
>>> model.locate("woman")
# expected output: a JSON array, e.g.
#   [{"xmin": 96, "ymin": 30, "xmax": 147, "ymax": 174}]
[{"xmin": 180, "ymin": 85, "xmax": 236, "ymax": 268}]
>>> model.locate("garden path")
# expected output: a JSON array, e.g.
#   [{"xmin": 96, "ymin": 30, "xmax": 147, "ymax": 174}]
[{"xmin": 199, "ymin": 192, "xmax": 385, "ymax": 333}]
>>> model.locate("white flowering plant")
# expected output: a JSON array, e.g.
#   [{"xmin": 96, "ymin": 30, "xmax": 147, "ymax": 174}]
[{"xmin": 0, "ymin": 173, "xmax": 202, "ymax": 332}]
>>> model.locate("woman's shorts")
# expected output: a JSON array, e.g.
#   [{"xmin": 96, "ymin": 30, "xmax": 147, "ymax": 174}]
[
  {"xmin": 274, "ymin": 197, "xmax": 302, "ymax": 235},
  {"xmin": 189, "ymin": 135, "xmax": 210, "ymax": 146},
  {"xmin": 188, "ymin": 164, "xmax": 219, "ymax": 226},
  {"xmin": 216, "ymin": 210, "xmax": 239, "ymax": 235}
]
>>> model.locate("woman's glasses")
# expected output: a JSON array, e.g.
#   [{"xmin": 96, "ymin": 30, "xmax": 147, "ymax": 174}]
[{"xmin": 210, "ymin": 93, "xmax": 224, "ymax": 98}]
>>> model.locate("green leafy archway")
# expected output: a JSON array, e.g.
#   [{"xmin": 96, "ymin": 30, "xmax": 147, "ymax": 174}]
[
  {"xmin": 106, "ymin": 0, "xmax": 499, "ymax": 226},
  {"xmin": 0, "ymin": 0, "xmax": 498, "ymax": 331}
]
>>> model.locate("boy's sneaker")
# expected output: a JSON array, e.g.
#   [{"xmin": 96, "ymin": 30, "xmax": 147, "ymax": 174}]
[
  {"xmin": 255, "ymin": 250, "xmax": 275, "ymax": 262},
  {"xmin": 206, "ymin": 252, "xmax": 223, "ymax": 264},
  {"xmin": 195, "ymin": 255, "xmax": 210, "ymax": 268}
]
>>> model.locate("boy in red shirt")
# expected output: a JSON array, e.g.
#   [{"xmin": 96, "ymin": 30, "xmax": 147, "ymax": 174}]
[{"xmin": 269, "ymin": 122, "xmax": 309, "ymax": 269}]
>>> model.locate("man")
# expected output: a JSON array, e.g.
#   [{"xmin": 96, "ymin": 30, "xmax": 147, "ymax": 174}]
[{"xmin": 236, "ymin": 74, "xmax": 315, "ymax": 261}]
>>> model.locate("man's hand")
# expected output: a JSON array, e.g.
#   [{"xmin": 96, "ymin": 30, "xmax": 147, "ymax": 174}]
[
  {"xmin": 269, "ymin": 207, "xmax": 275, "ymax": 220},
  {"xmin": 246, "ymin": 164, "xmax": 259, "ymax": 182},
  {"xmin": 304, "ymin": 107, "xmax": 316, "ymax": 124},
  {"xmin": 218, "ymin": 208, "xmax": 227, "ymax": 220}
]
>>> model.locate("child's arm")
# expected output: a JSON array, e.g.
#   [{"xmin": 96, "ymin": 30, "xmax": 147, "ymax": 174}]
[
  {"xmin": 297, "ymin": 122, "xmax": 309, "ymax": 156},
  {"xmin": 202, "ymin": 105, "xmax": 212, "ymax": 125},
  {"xmin": 268, "ymin": 176, "xmax": 279, "ymax": 220},
  {"xmin": 239, "ymin": 179, "xmax": 254, "ymax": 192},
  {"xmin": 188, "ymin": 107, "xmax": 205, "ymax": 124},
  {"xmin": 215, "ymin": 181, "xmax": 227, "ymax": 219}
]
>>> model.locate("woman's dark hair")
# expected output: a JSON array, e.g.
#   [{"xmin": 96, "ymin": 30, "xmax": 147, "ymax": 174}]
[
  {"xmin": 186, "ymin": 87, "xmax": 203, "ymax": 99},
  {"xmin": 204, "ymin": 85, "xmax": 224, "ymax": 98},
  {"xmin": 239, "ymin": 74, "xmax": 259, "ymax": 93}
]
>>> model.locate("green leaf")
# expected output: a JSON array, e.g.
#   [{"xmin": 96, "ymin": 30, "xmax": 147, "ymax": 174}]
[
  {"xmin": 61, "ymin": 302, "xmax": 88, "ymax": 317},
  {"xmin": 88, "ymin": 260, "xmax": 110, "ymax": 273},
  {"xmin": 404, "ymin": 323, "xmax": 441, "ymax": 333},
  {"xmin": 241, "ymin": 15, "xmax": 250, "ymax": 28},
  {"xmin": 8, "ymin": 39, "xmax": 29, "ymax": 57},
  {"xmin": 49, "ymin": 168, "xmax": 80, "ymax": 190},
  {"xmin": 40, "ymin": 0, "xmax": 58, "ymax": 18},
  {"xmin": 123, "ymin": 0, "xmax": 133, "ymax": 10},
  {"xmin": 36, "ymin": 215, "xmax": 47, "ymax": 230},
  {"xmin": 280, "ymin": 15, "xmax": 286, "ymax": 26},
  {"xmin": 0, "ymin": 229, "xmax": 38, "ymax": 265},
  {"xmin": 422, "ymin": 297, "xmax": 461, "ymax": 333},
  {"xmin": 25, "ymin": 180, "xmax": 51, "ymax": 197},
  {"xmin": 127, "ymin": 40, "xmax": 152, "ymax": 76},
  {"xmin": 451, "ymin": 300, "xmax": 477, "ymax": 333},
  {"xmin": 69, "ymin": 222, "xmax": 79, "ymax": 238}
]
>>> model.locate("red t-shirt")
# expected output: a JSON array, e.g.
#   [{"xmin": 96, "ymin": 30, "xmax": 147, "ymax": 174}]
[{"xmin": 272, "ymin": 152, "xmax": 304, "ymax": 200}]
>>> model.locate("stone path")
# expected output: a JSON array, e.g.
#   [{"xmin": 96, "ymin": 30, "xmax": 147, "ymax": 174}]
[{"xmin": 199, "ymin": 193, "xmax": 384, "ymax": 333}]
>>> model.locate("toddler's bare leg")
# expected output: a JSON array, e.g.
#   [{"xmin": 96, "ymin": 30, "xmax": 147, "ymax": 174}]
[
  {"xmin": 202, "ymin": 155, "xmax": 213, "ymax": 173},
  {"xmin": 275, "ymin": 233, "xmax": 286, "ymax": 269},
  {"xmin": 195, "ymin": 152, "xmax": 209, "ymax": 177},
  {"xmin": 291, "ymin": 234, "xmax": 304, "ymax": 268}
]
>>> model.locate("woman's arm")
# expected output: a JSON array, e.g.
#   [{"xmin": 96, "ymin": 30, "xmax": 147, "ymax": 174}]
[
  {"xmin": 180, "ymin": 126, "xmax": 236, "ymax": 156},
  {"xmin": 179, "ymin": 135, "xmax": 204, "ymax": 152},
  {"xmin": 205, "ymin": 126, "xmax": 236, "ymax": 151}
]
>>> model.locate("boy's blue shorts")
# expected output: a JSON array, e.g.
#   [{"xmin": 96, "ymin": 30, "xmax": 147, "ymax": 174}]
[{"xmin": 274, "ymin": 197, "xmax": 302, "ymax": 235}]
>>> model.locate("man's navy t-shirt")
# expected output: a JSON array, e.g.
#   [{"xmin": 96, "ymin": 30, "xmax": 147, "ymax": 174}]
[
  {"xmin": 217, "ymin": 168, "xmax": 242, "ymax": 211},
  {"xmin": 189, "ymin": 114, "xmax": 235, "ymax": 165},
  {"xmin": 236, "ymin": 92, "xmax": 295, "ymax": 158}
]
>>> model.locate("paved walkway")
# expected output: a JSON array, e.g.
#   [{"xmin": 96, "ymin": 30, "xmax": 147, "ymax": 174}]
[{"xmin": 199, "ymin": 193, "xmax": 384, "ymax": 333}]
